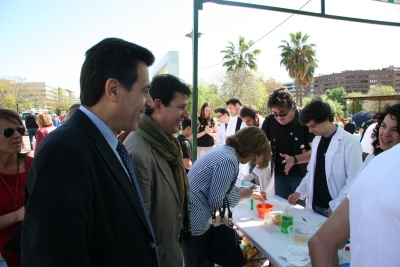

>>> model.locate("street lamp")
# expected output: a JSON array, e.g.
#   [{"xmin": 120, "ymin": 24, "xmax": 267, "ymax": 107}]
[{"xmin": 185, "ymin": 31, "xmax": 204, "ymax": 39}]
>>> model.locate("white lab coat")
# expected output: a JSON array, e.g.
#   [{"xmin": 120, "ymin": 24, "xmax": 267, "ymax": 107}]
[
  {"xmin": 248, "ymin": 115, "xmax": 275, "ymax": 196},
  {"xmin": 296, "ymin": 125, "xmax": 363, "ymax": 211},
  {"xmin": 225, "ymin": 115, "xmax": 246, "ymax": 137},
  {"xmin": 215, "ymin": 121, "xmax": 229, "ymax": 146}
]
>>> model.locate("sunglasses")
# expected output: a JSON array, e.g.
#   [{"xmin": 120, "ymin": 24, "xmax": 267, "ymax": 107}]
[
  {"xmin": 272, "ymin": 110, "xmax": 290, "ymax": 118},
  {"xmin": 1, "ymin": 126, "xmax": 25, "ymax": 138}
]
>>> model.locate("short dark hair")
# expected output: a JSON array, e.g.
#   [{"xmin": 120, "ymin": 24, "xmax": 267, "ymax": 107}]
[
  {"xmin": 181, "ymin": 117, "xmax": 192, "ymax": 130},
  {"xmin": 80, "ymin": 38, "xmax": 155, "ymax": 106},
  {"xmin": 145, "ymin": 74, "xmax": 191, "ymax": 115},
  {"xmin": 299, "ymin": 98, "xmax": 334, "ymax": 125},
  {"xmin": 214, "ymin": 106, "xmax": 229, "ymax": 115},
  {"xmin": 267, "ymin": 88, "xmax": 295, "ymax": 110},
  {"xmin": 372, "ymin": 103, "xmax": 400, "ymax": 155},
  {"xmin": 226, "ymin": 97, "xmax": 242, "ymax": 107},
  {"xmin": 240, "ymin": 104, "xmax": 258, "ymax": 120}
]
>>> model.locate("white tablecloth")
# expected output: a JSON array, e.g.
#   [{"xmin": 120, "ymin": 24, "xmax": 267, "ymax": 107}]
[{"xmin": 232, "ymin": 195, "xmax": 327, "ymax": 267}]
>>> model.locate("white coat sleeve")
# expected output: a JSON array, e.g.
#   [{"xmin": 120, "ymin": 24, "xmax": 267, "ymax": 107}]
[{"xmin": 329, "ymin": 140, "xmax": 363, "ymax": 211}]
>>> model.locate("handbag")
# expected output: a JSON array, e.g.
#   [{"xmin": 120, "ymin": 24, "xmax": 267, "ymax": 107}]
[{"xmin": 207, "ymin": 197, "xmax": 245, "ymax": 267}]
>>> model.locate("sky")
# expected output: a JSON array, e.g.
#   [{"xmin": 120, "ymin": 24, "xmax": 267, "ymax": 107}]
[{"xmin": 1, "ymin": 0, "xmax": 400, "ymax": 97}]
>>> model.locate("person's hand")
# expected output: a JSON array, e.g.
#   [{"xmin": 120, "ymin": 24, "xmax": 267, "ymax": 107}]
[
  {"xmin": 288, "ymin": 192, "xmax": 301, "ymax": 205},
  {"xmin": 251, "ymin": 191, "xmax": 267, "ymax": 202},
  {"xmin": 326, "ymin": 207, "xmax": 332, "ymax": 216},
  {"xmin": 204, "ymin": 126, "xmax": 213, "ymax": 135},
  {"xmin": 240, "ymin": 187, "xmax": 253, "ymax": 199},
  {"xmin": 280, "ymin": 153, "xmax": 295, "ymax": 175},
  {"xmin": 14, "ymin": 206, "xmax": 24, "ymax": 223}
]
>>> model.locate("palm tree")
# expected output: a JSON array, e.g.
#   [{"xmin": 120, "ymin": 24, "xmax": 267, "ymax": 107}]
[
  {"xmin": 279, "ymin": 32, "xmax": 318, "ymax": 107},
  {"xmin": 221, "ymin": 36, "xmax": 261, "ymax": 72}
]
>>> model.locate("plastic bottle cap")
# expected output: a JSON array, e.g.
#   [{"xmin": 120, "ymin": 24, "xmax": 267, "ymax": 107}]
[{"xmin": 345, "ymin": 246, "xmax": 350, "ymax": 251}]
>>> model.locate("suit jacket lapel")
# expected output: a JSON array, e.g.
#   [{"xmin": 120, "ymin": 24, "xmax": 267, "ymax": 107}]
[
  {"xmin": 72, "ymin": 110, "xmax": 155, "ymax": 237},
  {"xmin": 152, "ymin": 149, "xmax": 180, "ymax": 204}
]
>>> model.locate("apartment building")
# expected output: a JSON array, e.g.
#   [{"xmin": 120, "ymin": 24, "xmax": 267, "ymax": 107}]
[{"xmin": 284, "ymin": 66, "xmax": 400, "ymax": 96}]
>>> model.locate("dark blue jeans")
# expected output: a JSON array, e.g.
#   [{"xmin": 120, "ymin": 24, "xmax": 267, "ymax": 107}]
[
  {"xmin": 275, "ymin": 174, "xmax": 306, "ymax": 207},
  {"xmin": 312, "ymin": 204, "xmax": 329, "ymax": 218},
  {"xmin": 27, "ymin": 127, "xmax": 38, "ymax": 150},
  {"xmin": 182, "ymin": 226, "xmax": 214, "ymax": 267}
]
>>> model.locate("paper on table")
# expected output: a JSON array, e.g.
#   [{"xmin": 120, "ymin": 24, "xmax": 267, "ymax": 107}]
[
  {"xmin": 294, "ymin": 217, "xmax": 321, "ymax": 227},
  {"xmin": 280, "ymin": 245, "xmax": 310, "ymax": 266}
]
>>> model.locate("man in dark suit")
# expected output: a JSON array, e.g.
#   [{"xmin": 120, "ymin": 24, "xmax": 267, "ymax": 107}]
[{"xmin": 21, "ymin": 38, "xmax": 159, "ymax": 267}]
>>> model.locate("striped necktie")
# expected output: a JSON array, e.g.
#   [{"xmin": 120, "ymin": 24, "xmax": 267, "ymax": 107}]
[{"xmin": 116, "ymin": 141, "xmax": 159, "ymax": 264}]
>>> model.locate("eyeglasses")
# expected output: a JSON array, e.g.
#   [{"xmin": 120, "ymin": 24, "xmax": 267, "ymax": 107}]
[
  {"xmin": 272, "ymin": 110, "xmax": 290, "ymax": 118},
  {"xmin": 217, "ymin": 114, "xmax": 224, "ymax": 119},
  {"xmin": 1, "ymin": 126, "xmax": 25, "ymax": 138}
]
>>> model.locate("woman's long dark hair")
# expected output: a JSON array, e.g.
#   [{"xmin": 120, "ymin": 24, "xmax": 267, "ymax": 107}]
[{"xmin": 371, "ymin": 103, "xmax": 400, "ymax": 155}]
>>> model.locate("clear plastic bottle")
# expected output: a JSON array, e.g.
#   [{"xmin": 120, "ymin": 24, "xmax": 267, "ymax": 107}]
[
  {"xmin": 280, "ymin": 205, "xmax": 293, "ymax": 234},
  {"xmin": 341, "ymin": 246, "xmax": 351, "ymax": 264},
  {"xmin": 199, "ymin": 148, "xmax": 205, "ymax": 157}
]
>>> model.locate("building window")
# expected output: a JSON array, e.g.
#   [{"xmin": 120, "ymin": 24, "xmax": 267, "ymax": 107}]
[
  {"xmin": 382, "ymin": 75, "xmax": 391, "ymax": 78},
  {"xmin": 341, "ymin": 76, "xmax": 344, "ymax": 79},
  {"xmin": 396, "ymin": 73, "xmax": 400, "ymax": 76},
  {"xmin": 370, "ymin": 74, "xmax": 378, "ymax": 78},
  {"xmin": 360, "ymin": 80, "xmax": 368, "ymax": 83},
  {"xmin": 370, "ymin": 80, "xmax": 377, "ymax": 84},
  {"xmin": 396, "ymin": 84, "xmax": 400, "ymax": 87}
]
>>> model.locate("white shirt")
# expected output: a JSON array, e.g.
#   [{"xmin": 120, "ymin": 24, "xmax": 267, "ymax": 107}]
[
  {"xmin": 360, "ymin": 122, "xmax": 377, "ymax": 154},
  {"xmin": 348, "ymin": 144, "xmax": 400, "ymax": 266},
  {"xmin": 215, "ymin": 121, "xmax": 229, "ymax": 146},
  {"xmin": 296, "ymin": 125, "xmax": 363, "ymax": 211},
  {"xmin": 225, "ymin": 115, "xmax": 245, "ymax": 137}
]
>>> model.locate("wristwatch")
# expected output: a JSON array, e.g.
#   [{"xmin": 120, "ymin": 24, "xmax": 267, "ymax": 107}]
[{"xmin": 293, "ymin": 155, "xmax": 298, "ymax": 164}]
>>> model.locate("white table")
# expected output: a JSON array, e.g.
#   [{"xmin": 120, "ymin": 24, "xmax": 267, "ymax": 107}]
[{"xmin": 232, "ymin": 195, "xmax": 327, "ymax": 267}]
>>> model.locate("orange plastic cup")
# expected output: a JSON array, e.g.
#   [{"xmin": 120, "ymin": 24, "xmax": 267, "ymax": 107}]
[{"xmin": 256, "ymin": 203, "xmax": 274, "ymax": 218}]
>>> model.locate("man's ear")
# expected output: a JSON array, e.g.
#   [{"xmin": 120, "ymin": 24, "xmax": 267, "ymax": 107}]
[
  {"xmin": 104, "ymin": 78, "xmax": 119, "ymax": 103},
  {"xmin": 255, "ymin": 114, "xmax": 259, "ymax": 120},
  {"xmin": 153, "ymin": 99, "xmax": 162, "ymax": 114}
]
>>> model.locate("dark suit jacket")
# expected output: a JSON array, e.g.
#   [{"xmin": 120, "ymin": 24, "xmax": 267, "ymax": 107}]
[{"xmin": 21, "ymin": 110, "xmax": 158, "ymax": 267}]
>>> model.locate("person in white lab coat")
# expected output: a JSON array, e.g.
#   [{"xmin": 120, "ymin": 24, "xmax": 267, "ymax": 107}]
[
  {"xmin": 225, "ymin": 98, "xmax": 245, "ymax": 137},
  {"xmin": 214, "ymin": 106, "xmax": 231, "ymax": 146},
  {"xmin": 225, "ymin": 98, "xmax": 247, "ymax": 175},
  {"xmin": 288, "ymin": 98, "xmax": 362, "ymax": 217}
]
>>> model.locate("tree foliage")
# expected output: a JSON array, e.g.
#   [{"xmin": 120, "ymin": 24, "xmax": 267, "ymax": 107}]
[
  {"xmin": 346, "ymin": 91, "xmax": 365, "ymax": 114},
  {"xmin": 0, "ymin": 77, "xmax": 46, "ymax": 113},
  {"xmin": 46, "ymin": 87, "xmax": 74, "ymax": 115},
  {"xmin": 221, "ymin": 36, "xmax": 261, "ymax": 72},
  {"xmin": 218, "ymin": 68, "xmax": 267, "ymax": 113},
  {"xmin": 279, "ymin": 32, "xmax": 318, "ymax": 107},
  {"xmin": 363, "ymin": 84, "xmax": 397, "ymax": 113},
  {"xmin": 325, "ymin": 87, "xmax": 347, "ymax": 107}
]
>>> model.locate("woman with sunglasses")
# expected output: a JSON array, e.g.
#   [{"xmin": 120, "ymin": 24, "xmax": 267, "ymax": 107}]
[
  {"xmin": 34, "ymin": 113, "xmax": 56, "ymax": 155},
  {"xmin": 0, "ymin": 109, "xmax": 33, "ymax": 267}
]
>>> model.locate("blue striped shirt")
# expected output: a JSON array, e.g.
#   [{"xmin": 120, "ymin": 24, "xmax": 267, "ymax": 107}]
[{"xmin": 188, "ymin": 145, "xmax": 241, "ymax": 233}]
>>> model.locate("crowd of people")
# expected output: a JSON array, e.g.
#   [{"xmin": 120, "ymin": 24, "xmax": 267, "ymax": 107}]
[{"xmin": 0, "ymin": 37, "xmax": 399, "ymax": 267}]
